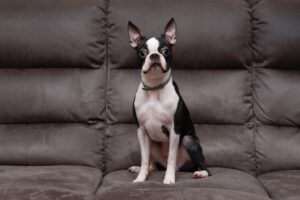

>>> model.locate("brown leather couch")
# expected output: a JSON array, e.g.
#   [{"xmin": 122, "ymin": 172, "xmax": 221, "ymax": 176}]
[{"xmin": 0, "ymin": 0, "xmax": 300, "ymax": 199}]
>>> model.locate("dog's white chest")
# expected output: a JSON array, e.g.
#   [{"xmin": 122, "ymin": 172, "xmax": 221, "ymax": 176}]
[{"xmin": 134, "ymin": 83, "xmax": 179, "ymax": 142}]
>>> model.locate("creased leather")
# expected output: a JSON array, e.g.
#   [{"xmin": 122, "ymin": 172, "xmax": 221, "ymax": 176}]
[
  {"xmin": 0, "ymin": 68, "xmax": 106, "ymax": 123},
  {"xmin": 259, "ymin": 170, "xmax": 300, "ymax": 200},
  {"xmin": 253, "ymin": 0, "xmax": 300, "ymax": 69},
  {"xmin": 100, "ymin": 168, "xmax": 267, "ymax": 195},
  {"xmin": 0, "ymin": 124, "xmax": 105, "ymax": 170},
  {"xmin": 256, "ymin": 125, "xmax": 300, "ymax": 174},
  {"xmin": 97, "ymin": 168, "xmax": 270, "ymax": 200},
  {"xmin": 254, "ymin": 68, "xmax": 300, "ymax": 126},
  {"xmin": 0, "ymin": 1, "xmax": 106, "ymax": 68},
  {"xmin": 0, "ymin": 165, "xmax": 102, "ymax": 200}
]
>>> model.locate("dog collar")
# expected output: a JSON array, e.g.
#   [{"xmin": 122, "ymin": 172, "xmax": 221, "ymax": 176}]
[{"xmin": 142, "ymin": 74, "xmax": 172, "ymax": 91}]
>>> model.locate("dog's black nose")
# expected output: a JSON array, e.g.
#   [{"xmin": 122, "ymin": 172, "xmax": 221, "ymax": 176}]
[{"xmin": 150, "ymin": 53, "xmax": 160, "ymax": 60}]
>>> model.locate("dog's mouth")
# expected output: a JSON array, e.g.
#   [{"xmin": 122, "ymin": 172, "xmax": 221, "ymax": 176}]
[
  {"xmin": 143, "ymin": 62, "xmax": 164, "ymax": 74},
  {"xmin": 150, "ymin": 62, "xmax": 162, "ymax": 69}
]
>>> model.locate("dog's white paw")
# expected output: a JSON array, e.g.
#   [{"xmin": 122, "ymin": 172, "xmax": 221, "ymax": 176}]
[
  {"xmin": 133, "ymin": 178, "xmax": 145, "ymax": 183},
  {"xmin": 128, "ymin": 166, "xmax": 140, "ymax": 173},
  {"xmin": 163, "ymin": 175, "xmax": 175, "ymax": 184},
  {"xmin": 133, "ymin": 175, "xmax": 147, "ymax": 183},
  {"xmin": 192, "ymin": 170, "xmax": 209, "ymax": 179}
]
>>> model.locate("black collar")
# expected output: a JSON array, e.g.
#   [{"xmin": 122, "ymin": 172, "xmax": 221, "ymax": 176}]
[{"xmin": 142, "ymin": 74, "xmax": 172, "ymax": 91}]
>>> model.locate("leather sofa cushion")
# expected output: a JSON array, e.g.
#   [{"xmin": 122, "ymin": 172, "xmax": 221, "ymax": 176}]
[
  {"xmin": 108, "ymin": 0, "xmax": 251, "ymax": 69},
  {"xmin": 254, "ymin": 69, "xmax": 300, "ymax": 126},
  {"xmin": 0, "ymin": 165, "xmax": 102, "ymax": 200},
  {"xmin": 253, "ymin": 0, "xmax": 300, "ymax": 69},
  {"xmin": 105, "ymin": 124, "xmax": 255, "ymax": 174},
  {"xmin": 258, "ymin": 170, "xmax": 300, "ymax": 200},
  {"xmin": 0, "ymin": 0, "xmax": 106, "ymax": 169},
  {"xmin": 0, "ymin": 0, "xmax": 106, "ymax": 68},
  {"xmin": 0, "ymin": 68, "xmax": 106, "ymax": 123},
  {"xmin": 256, "ymin": 125, "xmax": 300, "ymax": 174},
  {"xmin": 97, "ymin": 168, "xmax": 270, "ymax": 200},
  {"xmin": 0, "ymin": 124, "xmax": 105, "ymax": 169},
  {"xmin": 107, "ymin": 69, "xmax": 251, "ymax": 124},
  {"xmin": 251, "ymin": 0, "xmax": 300, "ymax": 174},
  {"xmin": 98, "ymin": 188, "xmax": 271, "ymax": 200}
]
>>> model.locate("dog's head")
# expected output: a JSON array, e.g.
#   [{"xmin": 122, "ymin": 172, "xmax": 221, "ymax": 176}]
[{"xmin": 128, "ymin": 18, "xmax": 176, "ymax": 75}]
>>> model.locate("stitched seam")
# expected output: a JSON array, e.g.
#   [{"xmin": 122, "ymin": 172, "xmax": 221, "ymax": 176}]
[
  {"xmin": 247, "ymin": 0, "xmax": 269, "ymax": 178},
  {"xmin": 246, "ymin": 0, "xmax": 259, "ymax": 177},
  {"xmin": 103, "ymin": 0, "xmax": 110, "ymax": 176},
  {"xmin": 92, "ymin": 1, "xmax": 110, "ymax": 200}
]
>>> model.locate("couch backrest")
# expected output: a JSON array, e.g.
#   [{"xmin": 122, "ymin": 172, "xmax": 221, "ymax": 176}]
[
  {"xmin": 0, "ymin": 0, "xmax": 107, "ymax": 170},
  {"xmin": 251, "ymin": 0, "xmax": 300, "ymax": 174},
  {"xmin": 0, "ymin": 0, "xmax": 300, "ymax": 175}
]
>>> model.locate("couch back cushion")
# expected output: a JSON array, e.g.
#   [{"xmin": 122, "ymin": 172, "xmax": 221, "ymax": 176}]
[
  {"xmin": 253, "ymin": 0, "xmax": 300, "ymax": 174},
  {"xmin": 105, "ymin": 0, "xmax": 256, "ymax": 174},
  {"xmin": 1, "ymin": 0, "xmax": 300, "ymax": 175},
  {"xmin": 0, "ymin": 0, "xmax": 106, "ymax": 170}
]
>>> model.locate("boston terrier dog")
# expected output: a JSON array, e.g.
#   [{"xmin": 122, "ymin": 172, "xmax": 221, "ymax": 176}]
[{"xmin": 128, "ymin": 18, "xmax": 210, "ymax": 184}]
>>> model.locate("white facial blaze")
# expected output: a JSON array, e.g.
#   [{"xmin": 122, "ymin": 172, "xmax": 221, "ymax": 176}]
[
  {"xmin": 147, "ymin": 37, "xmax": 159, "ymax": 53},
  {"xmin": 142, "ymin": 37, "xmax": 167, "ymax": 73}
]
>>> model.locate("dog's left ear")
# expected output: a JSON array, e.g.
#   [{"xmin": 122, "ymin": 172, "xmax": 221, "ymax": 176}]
[{"xmin": 163, "ymin": 18, "xmax": 177, "ymax": 45}]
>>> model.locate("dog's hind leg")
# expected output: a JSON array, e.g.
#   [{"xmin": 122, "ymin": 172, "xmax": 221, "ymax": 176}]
[
  {"xmin": 182, "ymin": 135, "xmax": 210, "ymax": 178},
  {"xmin": 128, "ymin": 166, "xmax": 141, "ymax": 173}
]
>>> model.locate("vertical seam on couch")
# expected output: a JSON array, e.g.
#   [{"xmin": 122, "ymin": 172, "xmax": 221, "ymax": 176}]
[
  {"xmin": 91, "ymin": 1, "xmax": 110, "ymax": 200},
  {"xmin": 103, "ymin": 0, "xmax": 110, "ymax": 176},
  {"xmin": 249, "ymin": 0, "xmax": 268, "ymax": 177},
  {"xmin": 246, "ymin": 0, "xmax": 259, "ymax": 177},
  {"xmin": 246, "ymin": 1, "xmax": 273, "ymax": 199}
]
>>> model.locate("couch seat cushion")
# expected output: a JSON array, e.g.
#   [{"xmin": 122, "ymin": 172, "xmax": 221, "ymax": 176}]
[
  {"xmin": 0, "ymin": 165, "xmax": 102, "ymax": 200},
  {"xmin": 97, "ymin": 167, "xmax": 269, "ymax": 200},
  {"xmin": 98, "ymin": 188, "xmax": 271, "ymax": 200},
  {"xmin": 258, "ymin": 170, "xmax": 300, "ymax": 200}
]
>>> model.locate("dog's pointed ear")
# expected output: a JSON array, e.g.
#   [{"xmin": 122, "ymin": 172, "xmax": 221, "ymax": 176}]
[
  {"xmin": 163, "ymin": 18, "xmax": 176, "ymax": 45},
  {"xmin": 128, "ymin": 21, "xmax": 144, "ymax": 48}
]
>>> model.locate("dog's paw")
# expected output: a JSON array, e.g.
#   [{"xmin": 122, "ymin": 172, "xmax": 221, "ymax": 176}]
[
  {"xmin": 128, "ymin": 166, "xmax": 140, "ymax": 173},
  {"xmin": 163, "ymin": 175, "xmax": 175, "ymax": 184},
  {"xmin": 133, "ymin": 176, "xmax": 146, "ymax": 183},
  {"xmin": 192, "ymin": 170, "xmax": 209, "ymax": 179}
]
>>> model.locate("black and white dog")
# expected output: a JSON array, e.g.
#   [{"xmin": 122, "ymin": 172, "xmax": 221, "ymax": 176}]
[{"xmin": 128, "ymin": 18, "xmax": 210, "ymax": 184}]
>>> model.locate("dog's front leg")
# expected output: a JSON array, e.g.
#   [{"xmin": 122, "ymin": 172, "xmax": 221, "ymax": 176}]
[
  {"xmin": 163, "ymin": 126, "xmax": 180, "ymax": 184},
  {"xmin": 133, "ymin": 127, "xmax": 150, "ymax": 183}
]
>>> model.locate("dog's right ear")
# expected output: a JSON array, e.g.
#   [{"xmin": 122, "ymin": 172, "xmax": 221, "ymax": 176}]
[
  {"xmin": 128, "ymin": 21, "xmax": 144, "ymax": 48},
  {"xmin": 163, "ymin": 18, "xmax": 177, "ymax": 45}
]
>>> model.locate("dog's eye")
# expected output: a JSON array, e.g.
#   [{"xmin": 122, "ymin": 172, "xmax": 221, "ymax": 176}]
[
  {"xmin": 161, "ymin": 48, "xmax": 170, "ymax": 56},
  {"xmin": 138, "ymin": 49, "xmax": 148, "ymax": 58}
]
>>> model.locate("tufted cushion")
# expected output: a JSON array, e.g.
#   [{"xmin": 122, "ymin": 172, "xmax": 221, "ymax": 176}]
[
  {"xmin": 258, "ymin": 170, "xmax": 300, "ymax": 200},
  {"xmin": 0, "ymin": 124, "xmax": 105, "ymax": 169},
  {"xmin": 252, "ymin": 0, "xmax": 300, "ymax": 174},
  {"xmin": 97, "ymin": 168, "xmax": 270, "ymax": 200},
  {"xmin": 0, "ymin": 68, "xmax": 105, "ymax": 123},
  {"xmin": 0, "ymin": 165, "xmax": 102, "ymax": 200},
  {"xmin": 0, "ymin": 0, "xmax": 106, "ymax": 169},
  {"xmin": 0, "ymin": 1, "xmax": 106, "ymax": 68}
]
